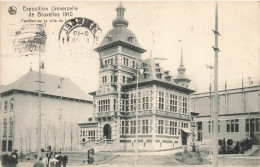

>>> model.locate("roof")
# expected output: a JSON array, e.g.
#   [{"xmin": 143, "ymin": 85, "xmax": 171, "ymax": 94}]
[
  {"xmin": 94, "ymin": 3, "xmax": 146, "ymax": 53},
  {"xmin": 0, "ymin": 70, "xmax": 92, "ymax": 102},
  {"xmin": 124, "ymin": 58, "xmax": 194, "ymax": 94}
]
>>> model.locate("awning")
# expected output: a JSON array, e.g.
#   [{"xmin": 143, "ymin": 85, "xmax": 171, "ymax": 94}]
[{"xmin": 181, "ymin": 128, "xmax": 192, "ymax": 134}]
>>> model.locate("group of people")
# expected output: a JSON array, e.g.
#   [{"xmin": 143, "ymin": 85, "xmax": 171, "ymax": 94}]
[
  {"xmin": 1, "ymin": 149, "xmax": 19, "ymax": 167},
  {"xmin": 34, "ymin": 152, "xmax": 68, "ymax": 167}
]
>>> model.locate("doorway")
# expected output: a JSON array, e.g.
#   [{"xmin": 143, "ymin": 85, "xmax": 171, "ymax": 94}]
[{"xmin": 103, "ymin": 124, "xmax": 112, "ymax": 139}]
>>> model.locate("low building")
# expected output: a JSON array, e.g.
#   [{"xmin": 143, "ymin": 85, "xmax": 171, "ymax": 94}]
[
  {"xmin": 190, "ymin": 83, "xmax": 260, "ymax": 144},
  {"xmin": 78, "ymin": 3, "xmax": 196, "ymax": 151},
  {"xmin": 0, "ymin": 70, "xmax": 93, "ymax": 154}
]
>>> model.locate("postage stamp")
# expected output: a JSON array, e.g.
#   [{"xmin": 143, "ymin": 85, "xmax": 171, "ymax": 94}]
[{"xmin": 58, "ymin": 17, "xmax": 102, "ymax": 56}]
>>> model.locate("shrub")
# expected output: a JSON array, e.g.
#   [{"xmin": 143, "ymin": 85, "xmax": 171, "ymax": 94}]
[
  {"xmin": 227, "ymin": 139, "xmax": 233, "ymax": 146},
  {"xmin": 234, "ymin": 142, "xmax": 240, "ymax": 154},
  {"xmin": 218, "ymin": 139, "xmax": 223, "ymax": 146}
]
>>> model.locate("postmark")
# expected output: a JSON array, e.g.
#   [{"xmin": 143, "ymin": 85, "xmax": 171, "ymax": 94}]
[
  {"xmin": 58, "ymin": 17, "xmax": 102, "ymax": 56},
  {"xmin": 12, "ymin": 23, "xmax": 47, "ymax": 57}
]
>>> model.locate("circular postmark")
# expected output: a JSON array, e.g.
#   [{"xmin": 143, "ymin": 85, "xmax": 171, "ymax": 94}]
[
  {"xmin": 8, "ymin": 6, "xmax": 17, "ymax": 15},
  {"xmin": 58, "ymin": 17, "xmax": 102, "ymax": 56}
]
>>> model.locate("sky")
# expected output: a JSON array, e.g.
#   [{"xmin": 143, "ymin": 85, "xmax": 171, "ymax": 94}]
[{"xmin": 0, "ymin": 1, "xmax": 259, "ymax": 94}]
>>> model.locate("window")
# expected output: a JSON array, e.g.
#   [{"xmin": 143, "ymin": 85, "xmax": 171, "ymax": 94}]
[
  {"xmin": 114, "ymin": 75, "xmax": 118, "ymax": 83},
  {"xmin": 183, "ymin": 97, "xmax": 187, "ymax": 114},
  {"xmin": 4, "ymin": 101, "xmax": 7, "ymax": 112},
  {"xmin": 125, "ymin": 121, "xmax": 129, "ymax": 134},
  {"xmin": 130, "ymin": 120, "xmax": 136, "ymax": 134},
  {"xmin": 9, "ymin": 118, "xmax": 14, "ymax": 137},
  {"xmin": 158, "ymin": 91, "xmax": 164, "ymax": 110},
  {"xmin": 142, "ymin": 119, "xmax": 149, "ymax": 134},
  {"xmin": 181, "ymin": 122, "xmax": 188, "ymax": 128},
  {"xmin": 208, "ymin": 121, "xmax": 220, "ymax": 133},
  {"xmin": 169, "ymin": 121, "xmax": 177, "ymax": 135},
  {"xmin": 114, "ymin": 99, "xmax": 117, "ymax": 111},
  {"xmin": 246, "ymin": 118, "xmax": 260, "ymax": 133},
  {"xmin": 130, "ymin": 93, "xmax": 136, "ymax": 111},
  {"xmin": 111, "ymin": 75, "xmax": 114, "ymax": 83},
  {"xmin": 197, "ymin": 122, "xmax": 202, "ymax": 141},
  {"xmin": 170, "ymin": 94, "xmax": 177, "ymax": 112},
  {"xmin": 121, "ymin": 121, "xmax": 125, "ymax": 134},
  {"xmin": 123, "ymin": 57, "xmax": 129, "ymax": 66},
  {"xmin": 226, "ymin": 119, "xmax": 239, "ymax": 132},
  {"xmin": 123, "ymin": 76, "xmax": 126, "ymax": 83},
  {"xmin": 142, "ymin": 91, "xmax": 149, "ymax": 110},
  {"xmin": 98, "ymin": 99, "xmax": 110, "ymax": 112},
  {"xmin": 3, "ymin": 119, "xmax": 7, "ymax": 137},
  {"xmin": 10, "ymin": 98, "xmax": 14, "ymax": 111},
  {"xmin": 178, "ymin": 96, "xmax": 182, "ymax": 113},
  {"xmin": 156, "ymin": 74, "xmax": 162, "ymax": 79},
  {"xmin": 158, "ymin": 120, "xmax": 164, "ymax": 134},
  {"xmin": 128, "ymin": 36, "xmax": 134, "ymax": 42},
  {"xmin": 88, "ymin": 130, "xmax": 96, "ymax": 140},
  {"xmin": 102, "ymin": 76, "xmax": 107, "ymax": 83},
  {"xmin": 132, "ymin": 60, "xmax": 136, "ymax": 69},
  {"xmin": 106, "ymin": 36, "xmax": 112, "ymax": 42}
]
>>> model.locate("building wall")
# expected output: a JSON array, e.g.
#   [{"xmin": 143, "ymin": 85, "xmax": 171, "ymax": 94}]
[{"xmin": 0, "ymin": 92, "xmax": 93, "ymax": 154}]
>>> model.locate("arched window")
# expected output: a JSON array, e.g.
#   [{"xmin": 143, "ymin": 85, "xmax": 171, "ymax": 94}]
[
  {"xmin": 3, "ymin": 118, "xmax": 7, "ymax": 137},
  {"xmin": 9, "ymin": 118, "xmax": 14, "ymax": 137}
]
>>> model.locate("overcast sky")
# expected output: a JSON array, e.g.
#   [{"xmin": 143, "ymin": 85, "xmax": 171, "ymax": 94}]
[{"xmin": 0, "ymin": 1, "xmax": 259, "ymax": 94}]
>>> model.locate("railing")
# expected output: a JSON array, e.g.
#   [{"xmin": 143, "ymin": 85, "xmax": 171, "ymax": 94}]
[
  {"xmin": 156, "ymin": 110, "xmax": 190, "ymax": 120},
  {"xmin": 96, "ymin": 111, "xmax": 117, "ymax": 118},
  {"xmin": 100, "ymin": 64, "xmax": 117, "ymax": 71},
  {"xmin": 80, "ymin": 139, "xmax": 114, "ymax": 150}
]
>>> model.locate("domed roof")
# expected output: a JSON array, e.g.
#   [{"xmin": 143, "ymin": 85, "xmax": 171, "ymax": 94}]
[
  {"xmin": 95, "ymin": 2, "xmax": 145, "ymax": 53},
  {"xmin": 98, "ymin": 26, "xmax": 142, "ymax": 49}
]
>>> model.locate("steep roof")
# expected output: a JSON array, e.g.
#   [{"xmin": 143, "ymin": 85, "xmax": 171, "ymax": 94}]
[
  {"xmin": 124, "ymin": 58, "xmax": 194, "ymax": 94},
  {"xmin": 0, "ymin": 71, "xmax": 92, "ymax": 102}
]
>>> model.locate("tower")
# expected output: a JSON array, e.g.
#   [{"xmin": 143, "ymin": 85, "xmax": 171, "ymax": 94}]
[
  {"xmin": 174, "ymin": 44, "xmax": 190, "ymax": 88},
  {"xmin": 93, "ymin": 2, "xmax": 146, "ymax": 143}
]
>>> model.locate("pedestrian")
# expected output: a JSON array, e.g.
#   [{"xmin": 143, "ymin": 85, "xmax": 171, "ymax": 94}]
[
  {"xmin": 55, "ymin": 152, "xmax": 62, "ymax": 167},
  {"xmin": 48, "ymin": 154, "xmax": 58, "ymax": 167},
  {"xmin": 62, "ymin": 153, "xmax": 68, "ymax": 167},
  {"xmin": 33, "ymin": 157, "xmax": 44, "ymax": 167},
  {"xmin": 10, "ymin": 149, "xmax": 18, "ymax": 167},
  {"xmin": 42, "ymin": 153, "xmax": 49, "ymax": 167}
]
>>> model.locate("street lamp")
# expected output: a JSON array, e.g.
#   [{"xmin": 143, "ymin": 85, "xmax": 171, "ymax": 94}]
[{"xmin": 134, "ymin": 60, "xmax": 144, "ymax": 165}]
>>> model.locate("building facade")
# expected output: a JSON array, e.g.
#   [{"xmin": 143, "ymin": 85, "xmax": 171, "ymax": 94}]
[
  {"xmin": 0, "ymin": 70, "xmax": 93, "ymax": 154},
  {"xmin": 190, "ymin": 83, "xmax": 260, "ymax": 144},
  {"xmin": 79, "ymin": 3, "xmax": 195, "ymax": 151}
]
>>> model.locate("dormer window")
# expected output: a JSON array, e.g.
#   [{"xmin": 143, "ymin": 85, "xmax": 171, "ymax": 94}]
[
  {"xmin": 156, "ymin": 69, "xmax": 161, "ymax": 72},
  {"xmin": 128, "ymin": 36, "xmax": 134, "ymax": 42},
  {"xmin": 155, "ymin": 63, "xmax": 160, "ymax": 67},
  {"xmin": 106, "ymin": 36, "xmax": 112, "ymax": 42},
  {"xmin": 156, "ymin": 74, "xmax": 162, "ymax": 79}
]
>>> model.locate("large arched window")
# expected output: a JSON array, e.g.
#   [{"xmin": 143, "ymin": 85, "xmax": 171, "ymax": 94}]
[
  {"xmin": 9, "ymin": 118, "xmax": 14, "ymax": 137},
  {"xmin": 3, "ymin": 118, "xmax": 7, "ymax": 137}
]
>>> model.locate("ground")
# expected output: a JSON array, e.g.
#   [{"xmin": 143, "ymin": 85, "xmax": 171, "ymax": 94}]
[{"xmin": 3, "ymin": 148, "xmax": 260, "ymax": 167}]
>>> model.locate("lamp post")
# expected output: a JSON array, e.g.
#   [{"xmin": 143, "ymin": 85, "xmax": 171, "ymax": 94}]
[{"xmin": 134, "ymin": 60, "xmax": 143, "ymax": 165}]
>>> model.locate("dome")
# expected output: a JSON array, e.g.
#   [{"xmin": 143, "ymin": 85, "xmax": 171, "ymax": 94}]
[
  {"xmin": 98, "ymin": 26, "xmax": 142, "ymax": 49},
  {"xmin": 95, "ymin": 2, "xmax": 145, "ymax": 53}
]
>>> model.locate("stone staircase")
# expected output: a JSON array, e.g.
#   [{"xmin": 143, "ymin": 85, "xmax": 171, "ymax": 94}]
[{"xmin": 80, "ymin": 139, "xmax": 116, "ymax": 152}]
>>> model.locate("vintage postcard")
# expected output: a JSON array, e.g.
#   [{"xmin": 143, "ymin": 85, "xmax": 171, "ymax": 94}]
[{"xmin": 0, "ymin": 1, "xmax": 259, "ymax": 167}]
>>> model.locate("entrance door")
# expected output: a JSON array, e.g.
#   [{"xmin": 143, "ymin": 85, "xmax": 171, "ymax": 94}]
[
  {"xmin": 181, "ymin": 130, "xmax": 187, "ymax": 145},
  {"xmin": 103, "ymin": 124, "xmax": 111, "ymax": 139}
]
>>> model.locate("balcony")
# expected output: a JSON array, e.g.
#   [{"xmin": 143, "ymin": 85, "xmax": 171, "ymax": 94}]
[
  {"xmin": 155, "ymin": 110, "xmax": 190, "ymax": 120},
  {"xmin": 100, "ymin": 64, "xmax": 117, "ymax": 72},
  {"xmin": 96, "ymin": 111, "xmax": 117, "ymax": 118}
]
